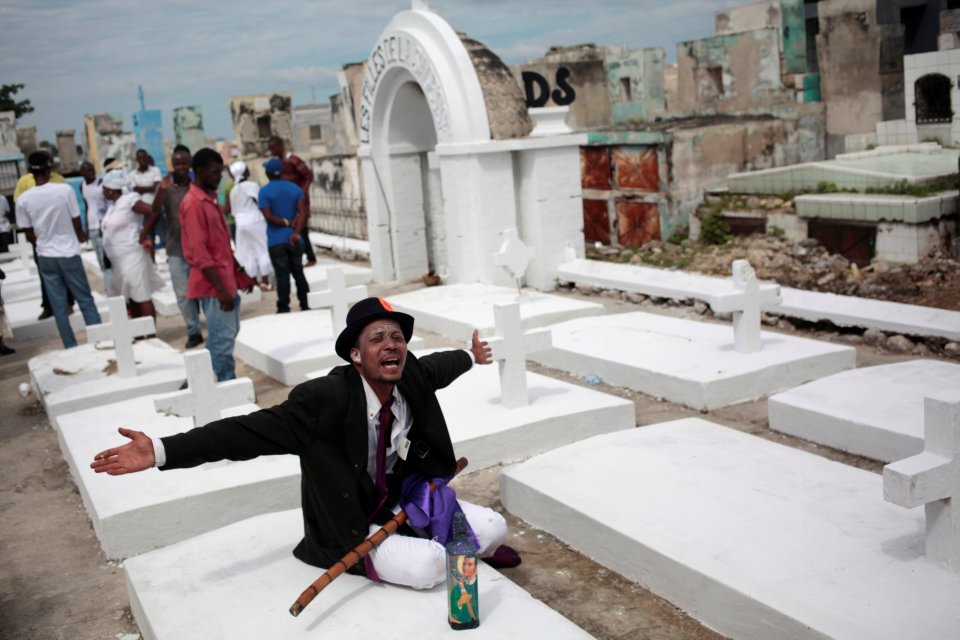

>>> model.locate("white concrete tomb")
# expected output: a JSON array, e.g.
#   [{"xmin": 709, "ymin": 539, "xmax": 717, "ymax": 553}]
[
  {"xmin": 87, "ymin": 296, "xmax": 156, "ymax": 377},
  {"xmin": 56, "ymin": 395, "xmax": 299, "ymax": 559},
  {"xmin": 884, "ymin": 391, "xmax": 960, "ymax": 574},
  {"xmin": 235, "ymin": 309, "xmax": 426, "ymax": 385},
  {"xmin": 501, "ymin": 419, "xmax": 960, "ymax": 640},
  {"xmin": 769, "ymin": 360, "xmax": 960, "ymax": 462},
  {"xmin": 531, "ymin": 311, "xmax": 855, "ymax": 411},
  {"xmin": 124, "ymin": 509, "xmax": 594, "ymax": 640},
  {"xmin": 387, "ymin": 283, "xmax": 602, "ymax": 342},
  {"xmin": 29, "ymin": 338, "xmax": 185, "ymax": 419}
]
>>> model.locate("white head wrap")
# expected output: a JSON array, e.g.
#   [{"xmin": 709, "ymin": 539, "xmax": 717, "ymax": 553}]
[
  {"xmin": 229, "ymin": 160, "xmax": 247, "ymax": 182},
  {"xmin": 102, "ymin": 169, "xmax": 131, "ymax": 192}
]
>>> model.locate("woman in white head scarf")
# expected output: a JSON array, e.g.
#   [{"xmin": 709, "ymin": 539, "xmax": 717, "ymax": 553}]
[
  {"xmin": 228, "ymin": 160, "xmax": 272, "ymax": 290},
  {"xmin": 100, "ymin": 170, "xmax": 165, "ymax": 321}
]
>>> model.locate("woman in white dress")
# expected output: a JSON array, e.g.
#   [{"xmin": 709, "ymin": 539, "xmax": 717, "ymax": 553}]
[
  {"xmin": 228, "ymin": 161, "xmax": 272, "ymax": 290},
  {"xmin": 100, "ymin": 170, "xmax": 164, "ymax": 321}
]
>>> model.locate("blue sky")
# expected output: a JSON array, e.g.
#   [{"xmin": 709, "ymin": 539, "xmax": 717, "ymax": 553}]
[{"xmin": 3, "ymin": 0, "xmax": 743, "ymax": 146}]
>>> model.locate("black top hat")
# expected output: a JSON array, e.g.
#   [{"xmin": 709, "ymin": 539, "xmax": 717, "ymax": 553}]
[{"xmin": 335, "ymin": 297, "xmax": 414, "ymax": 361}]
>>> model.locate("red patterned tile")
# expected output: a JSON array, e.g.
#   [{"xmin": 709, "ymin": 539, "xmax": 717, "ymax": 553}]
[{"xmin": 616, "ymin": 201, "xmax": 660, "ymax": 246}]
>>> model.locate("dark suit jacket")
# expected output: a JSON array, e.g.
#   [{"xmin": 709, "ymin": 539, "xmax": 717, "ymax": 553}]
[{"xmin": 160, "ymin": 350, "xmax": 472, "ymax": 570}]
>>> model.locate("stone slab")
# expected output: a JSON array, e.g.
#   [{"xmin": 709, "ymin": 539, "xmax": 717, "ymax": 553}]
[
  {"xmin": 151, "ymin": 282, "xmax": 261, "ymax": 316},
  {"xmin": 307, "ymin": 349, "xmax": 636, "ymax": 471},
  {"xmin": 125, "ymin": 509, "xmax": 594, "ymax": 640},
  {"xmin": 501, "ymin": 419, "xmax": 960, "ymax": 640},
  {"xmin": 56, "ymin": 397, "xmax": 300, "ymax": 559},
  {"xmin": 776, "ymin": 287, "xmax": 960, "ymax": 341},
  {"xmin": 557, "ymin": 258, "xmax": 960, "ymax": 342},
  {"xmin": 769, "ymin": 359, "xmax": 960, "ymax": 462},
  {"xmin": 1, "ymin": 277, "xmax": 42, "ymax": 302},
  {"xmin": 302, "ymin": 258, "xmax": 373, "ymax": 290},
  {"xmin": 531, "ymin": 311, "xmax": 856, "ymax": 410},
  {"xmin": 557, "ymin": 257, "xmax": 779, "ymax": 303},
  {"xmin": 388, "ymin": 284, "xmax": 603, "ymax": 341},
  {"xmin": 29, "ymin": 339, "xmax": 186, "ymax": 418},
  {"xmin": 310, "ymin": 231, "xmax": 371, "ymax": 257},
  {"xmin": 235, "ymin": 309, "xmax": 425, "ymax": 385},
  {"xmin": 6, "ymin": 291, "xmax": 110, "ymax": 340}
]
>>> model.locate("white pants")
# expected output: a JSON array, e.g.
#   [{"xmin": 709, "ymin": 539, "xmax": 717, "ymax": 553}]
[{"xmin": 368, "ymin": 501, "xmax": 507, "ymax": 589}]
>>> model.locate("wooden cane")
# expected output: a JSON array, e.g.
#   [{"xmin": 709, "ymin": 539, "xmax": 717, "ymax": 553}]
[{"xmin": 289, "ymin": 457, "xmax": 469, "ymax": 617}]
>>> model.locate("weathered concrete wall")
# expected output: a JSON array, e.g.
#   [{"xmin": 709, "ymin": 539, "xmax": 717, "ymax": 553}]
[
  {"xmin": 229, "ymin": 93, "xmax": 292, "ymax": 159},
  {"xmin": 716, "ymin": 0, "xmax": 780, "ymax": 36},
  {"xmin": 605, "ymin": 47, "xmax": 666, "ymax": 124},
  {"xmin": 55, "ymin": 130, "xmax": 79, "ymax": 173},
  {"xmin": 292, "ymin": 103, "xmax": 331, "ymax": 157},
  {"xmin": 308, "ymin": 153, "xmax": 366, "ymax": 239},
  {"xmin": 939, "ymin": 9, "xmax": 960, "ymax": 50},
  {"xmin": 816, "ymin": 0, "xmax": 889, "ymax": 157},
  {"xmin": 173, "ymin": 106, "xmax": 205, "ymax": 154},
  {"xmin": 0, "ymin": 112, "xmax": 18, "ymax": 154},
  {"xmin": 664, "ymin": 64, "xmax": 679, "ymax": 112},
  {"xmin": 670, "ymin": 111, "xmax": 825, "ymax": 232},
  {"xmin": 677, "ymin": 28, "xmax": 791, "ymax": 114},
  {"xmin": 16, "ymin": 126, "xmax": 38, "ymax": 156},
  {"xmin": 83, "ymin": 113, "xmax": 134, "ymax": 171}
]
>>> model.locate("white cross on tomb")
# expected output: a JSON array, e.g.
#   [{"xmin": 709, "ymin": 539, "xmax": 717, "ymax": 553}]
[
  {"xmin": 486, "ymin": 302, "xmax": 552, "ymax": 409},
  {"xmin": 307, "ymin": 267, "xmax": 368, "ymax": 331},
  {"xmin": 494, "ymin": 228, "xmax": 534, "ymax": 293},
  {"xmin": 707, "ymin": 259, "xmax": 781, "ymax": 354},
  {"xmin": 884, "ymin": 391, "xmax": 960, "ymax": 574},
  {"xmin": 86, "ymin": 296, "xmax": 156, "ymax": 378},
  {"xmin": 153, "ymin": 350, "xmax": 255, "ymax": 429}
]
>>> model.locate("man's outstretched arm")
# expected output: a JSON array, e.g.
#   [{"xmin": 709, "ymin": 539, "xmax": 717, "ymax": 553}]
[{"xmin": 90, "ymin": 427, "xmax": 156, "ymax": 475}]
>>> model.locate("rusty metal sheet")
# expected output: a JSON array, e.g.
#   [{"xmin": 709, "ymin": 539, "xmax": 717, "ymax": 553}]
[
  {"xmin": 616, "ymin": 201, "xmax": 660, "ymax": 247},
  {"xmin": 807, "ymin": 220, "xmax": 875, "ymax": 267},
  {"xmin": 580, "ymin": 146, "xmax": 611, "ymax": 189},
  {"xmin": 614, "ymin": 146, "xmax": 658, "ymax": 191},
  {"xmin": 582, "ymin": 199, "xmax": 611, "ymax": 244}
]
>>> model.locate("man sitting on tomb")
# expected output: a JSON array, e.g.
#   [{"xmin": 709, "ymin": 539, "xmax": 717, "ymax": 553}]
[{"xmin": 91, "ymin": 297, "xmax": 519, "ymax": 587}]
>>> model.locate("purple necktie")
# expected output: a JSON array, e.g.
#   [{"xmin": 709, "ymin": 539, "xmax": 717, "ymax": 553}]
[
  {"xmin": 364, "ymin": 396, "xmax": 395, "ymax": 583},
  {"xmin": 372, "ymin": 396, "xmax": 395, "ymax": 519}
]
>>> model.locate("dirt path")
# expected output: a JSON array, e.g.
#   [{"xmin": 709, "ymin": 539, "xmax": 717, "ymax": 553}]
[{"xmin": 0, "ymin": 268, "xmax": 932, "ymax": 640}]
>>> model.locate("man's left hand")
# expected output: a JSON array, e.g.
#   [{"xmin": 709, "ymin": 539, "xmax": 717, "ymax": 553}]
[
  {"xmin": 290, "ymin": 232, "xmax": 300, "ymax": 246},
  {"xmin": 470, "ymin": 329, "xmax": 492, "ymax": 365}
]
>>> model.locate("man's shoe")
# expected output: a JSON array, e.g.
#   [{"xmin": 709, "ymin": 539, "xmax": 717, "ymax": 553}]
[
  {"xmin": 185, "ymin": 333, "xmax": 204, "ymax": 349},
  {"xmin": 276, "ymin": 308, "xmax": 290, "ymax": 314},
  {"xmin": 0, "ymin": 344, "xmax": 15, "ymax": 356},
  {"xmin": 37, "ymin": 308, "xmax": 53, "ymax": 320},
  {"xmin": 305, "ymin": 260, "xmax": 317, "ymax": 267},
  {"xmin": 481, "ymin": 545, "xmax": 521, "ymax": 569}
]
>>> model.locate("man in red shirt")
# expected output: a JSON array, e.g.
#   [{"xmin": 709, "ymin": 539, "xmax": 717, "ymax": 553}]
[
  {"xmin": 179, "ymin": 148, "xmax": 253, "ymax": 381},
  {"xmin": 268, "ymin": 135, "xmax": 316, "ymax": 266}
]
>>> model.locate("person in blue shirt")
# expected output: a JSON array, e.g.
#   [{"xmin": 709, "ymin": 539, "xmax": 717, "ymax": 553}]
[{"xmin": 258, "ymin": 157, "xmax": 310, "ymax": 313}]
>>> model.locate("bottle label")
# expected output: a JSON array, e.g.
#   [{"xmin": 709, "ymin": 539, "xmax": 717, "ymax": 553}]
[{"xmin": 446, "ymin": 553, "xmax": 479, "ymax": 630}]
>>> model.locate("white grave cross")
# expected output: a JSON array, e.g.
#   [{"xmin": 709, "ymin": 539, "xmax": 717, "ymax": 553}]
[
  {"xmin": 494, "ymin": 228, "xmax": 534, "ymax": 295},
  {"xmin": 86, "ymin": 296, "xmax": 156, "ymax": 378},
  {"xmin": 486, "ymin": 302, "xmax": 552, "ymax": 408},
  {"xmin": 707, "ymin": 260, "xmax": 781, "ymax": 354},
  {"xmin": 884, "ymin": 391, "xmax": 960, "ymax": 574},
  {"xmin": 154, "ymin": 350, "xmax": 255, "ymax": 428},
  {"xmin": 307, "ymin": 267, "xmax": 368, "ymax": 331}
]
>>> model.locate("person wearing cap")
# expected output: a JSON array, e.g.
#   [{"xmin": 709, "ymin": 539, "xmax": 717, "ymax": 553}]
[
  {"xmin": 259, "ymin": 156, "xmax": 310, "ymax": 313},
  {"xmin": 228, "ymin": 160, "xmax": 272, "ymax": 291},
  {"xmin": 141, "ymin": 145, "xmax": 204, "ymax": 349},
  {"xmin": 91, "ymin": 296, "xmax": 516, "ymax": 588},
  {"xmin": 267, "ymin": 135, "xmax": 317, "ymax": 266},
  {"xmin": 178, "ymin": 148, "xmax": 254, "ymax": 381},
  {"xmin": 13, "ymin": 150, "xmax": 72, "ymax": 320},
  {"xmin": 14, "ymin": 151, "xmax": 102, "ymax": 348}
]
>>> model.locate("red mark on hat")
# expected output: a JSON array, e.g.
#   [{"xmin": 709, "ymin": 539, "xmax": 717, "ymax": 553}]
[{"xmin": 378, "ymin": 298, "xmax": 394, "ymax": 311}]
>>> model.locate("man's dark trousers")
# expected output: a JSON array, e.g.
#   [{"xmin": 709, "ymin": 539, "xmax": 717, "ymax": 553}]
[{"xmin": 269, "ymin": 242, "xmax": 310, "ymax": 312}]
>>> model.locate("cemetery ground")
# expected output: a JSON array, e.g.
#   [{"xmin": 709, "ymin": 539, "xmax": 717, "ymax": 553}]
[{"xmin": 0, "ymin": 251, "xmax": 935, "ymax": 640}]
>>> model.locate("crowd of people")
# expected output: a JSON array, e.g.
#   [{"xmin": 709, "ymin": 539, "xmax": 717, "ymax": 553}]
[{"xmin": 1, "ymin": 137, "xmax": 318, "ymax": 378}]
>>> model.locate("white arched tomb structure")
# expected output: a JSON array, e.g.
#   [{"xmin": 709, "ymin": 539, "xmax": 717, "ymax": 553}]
[{"xmin": 357, "ymin": 4, "xmax": 587, "ymax": 290}]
